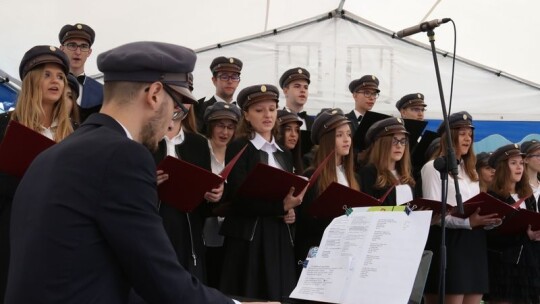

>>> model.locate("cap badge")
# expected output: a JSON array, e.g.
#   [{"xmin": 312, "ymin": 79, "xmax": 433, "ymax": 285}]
[
  {"xmin": 49, "ymin": 46, "xmax": 56, "ymax": 52},
  {"xmin": 224, "ymin": 104, "xmax": 230, "ymax": 109},
  {"xmin": 229, "ymin": 58, "xmax": 234, "ymax": 63},
  {"xmin": 76, "ymin": 24, "xmax": 83, "ymax": 30},
  {"xmin": 331, "ymin": 109, "xmax": 338, "ymax": 114},
  {"xmin": 372, "ymin": 75, "xmax": 377, "ymax": 80},
  {"xmin": 260, "ymin": 85, "xmax": 267, "ymax": 93},
  {"xmin": 298, "ymin": 69, "xmax": 303, "ymax": 74},
  {"xmin": 417, "ymin": 93, "xmax": 422, "ymax": 99},
  {"xmin": 397, "ymin": 117, "xmax": 403, "ymax": 124},
  {"xmin": 514, "ymin": 143, "xmax": 519, "ymax": 149},
  {"xmin": 462, "ymin": 114, "xmax": 468, "ymax": 120}
]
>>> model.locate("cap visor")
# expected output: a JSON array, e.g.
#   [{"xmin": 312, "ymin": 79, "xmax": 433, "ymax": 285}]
[{"xmin": 170, "ymin": 85, "xmax": 197, "ymax": 104}]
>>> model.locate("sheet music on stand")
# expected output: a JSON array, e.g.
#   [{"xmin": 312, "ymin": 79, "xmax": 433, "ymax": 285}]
[{"xmin": 290, "ymin": 207, "xmax": 432, "ymax": 304}]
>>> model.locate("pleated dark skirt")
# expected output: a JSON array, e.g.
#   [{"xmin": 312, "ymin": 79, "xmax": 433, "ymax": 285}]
[
  {"xmin": 424, "ymin": 226, "xmax": 489, "ymax": 294},
  {"xmin": 219, "ymin": 217, "xmax": 297, "ymax": 302}
]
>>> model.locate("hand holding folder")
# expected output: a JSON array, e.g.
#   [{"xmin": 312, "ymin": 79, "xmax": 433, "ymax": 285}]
[
  {"xmin": 236, "ymin": 150, "xmax": 334, "ymax": 201},
  {"xmin": 157, "ymin": 145, "xmax": 247, "ymax": 212},
  {"xmin": 403, "ymin": 198, "xmax": 453, "ymax": 215},
  {"xmin": 0, "ymin": 120, "xmax": 55, "ymax": 178},
  {"xmin": 450, "ymin": 192, "xmax": 517, "ymax": 219},
  {"xmin": 496, "ymin": 208, "xmax": 540, "ymax": 235},
  {"xmin": 308, "ymin": 182, "xmax": 395, "ymax": 219}
]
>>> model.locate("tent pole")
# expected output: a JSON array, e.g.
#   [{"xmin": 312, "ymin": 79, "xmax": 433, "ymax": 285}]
[{"xmin": 337, "ymin": 0, "xmax": 346, "ymax": 12}]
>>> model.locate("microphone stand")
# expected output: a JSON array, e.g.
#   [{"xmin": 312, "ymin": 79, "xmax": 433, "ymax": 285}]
[{"xmin": 426, "ymin": 28, "xmax": 464, "ymax": 304}]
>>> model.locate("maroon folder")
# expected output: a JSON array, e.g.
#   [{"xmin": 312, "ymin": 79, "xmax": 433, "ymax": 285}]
[
  {"xmin": 309, "ymin": 182, "xmax": 382, "ymax": 219},
  {"xmin": 157, "ymin": 145, "xmax": 246, "ymax": 212},
  {"xmin": 235, "ymin": 150, "xmax": 334, "ymax": 201},
  {"xmin": 0, "ymin": 120, "xmax": 55, "ymax": 178},
  {"xmin": 236, "ymin": 163, "xmax": 309, "ymax": 201},
  {"xmin": 403, "ymin": 198, "xmax": 453, "ymax": 215},
  {"xmin": 450, "ymin": 192, "xmax": 517, "ymax": 219},
  {"xmin": 496, "ymin": 209, "xmax": 540, "ymax": 235}
]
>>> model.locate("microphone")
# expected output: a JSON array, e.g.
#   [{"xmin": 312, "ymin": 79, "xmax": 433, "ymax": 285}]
[{"xmin": 394, "ymin": 18, "xmax": 451, "ymax": 38}]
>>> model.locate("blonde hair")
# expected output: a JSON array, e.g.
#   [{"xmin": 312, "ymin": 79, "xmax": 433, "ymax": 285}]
[
  {"xmin": 367, "ymin": 135, "xmax": 415, "ymax": 189},
  {"xmin": 11, "ymin": 65, "xmax": 73, "ymax": 142},
  {"xmin": 313, "ymin": 126, "xmax": 359, "ymax": 196}
]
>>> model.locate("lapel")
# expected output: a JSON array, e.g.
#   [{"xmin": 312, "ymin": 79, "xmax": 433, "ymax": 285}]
[{"xmin": 273, "ymin": 150, "xmax": 290, "ymax": 172}]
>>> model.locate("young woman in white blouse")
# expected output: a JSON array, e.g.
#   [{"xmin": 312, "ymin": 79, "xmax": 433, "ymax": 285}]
[{"xmin": 421, "ymin": 111, "xmax": 500, "ymax": 304}]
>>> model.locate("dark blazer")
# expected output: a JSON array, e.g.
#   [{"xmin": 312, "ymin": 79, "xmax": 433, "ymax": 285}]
[
  {"xmin": 77, "ymin": 77, "xmax": 104, "ymax": 122},
  {"xmin": 345, "ymin": 110, "xmax": 359, "ymax": 136},
  {"xmin": 80, "ymin": 76, "xmax": 103, "ymax": 109},
  {"xmin": 0, "ymin": 113, "xmax": 19, "ymax": 303},
  {"xmin": 359, "ymin": 163, "xmax": 414, "ymax": 206},
  {"xmin": 220, "ymin": 137, "xmax": 293, "ymax": 241},
  {"xmin": 5, "ymin": 113, "xmax": 233, "ymax": 304},
  {"xmin": 152, "ymin": 132, "xmax": 213, "ymax": 283},
  {"xmin": 486, "ymin": 191, "xmax": 538, "ymax": 264}
]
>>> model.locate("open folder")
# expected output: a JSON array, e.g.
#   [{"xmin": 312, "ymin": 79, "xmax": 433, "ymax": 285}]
[
  {"xmin": 450, "ymin": 192, "xmax": 518, "ymax": 219},
  {"xmin": 496, "ymin": 208, "xmax": 540, "ymax": 235},
  {"xmin": 236, "ymin": 150, "xmax": 334, "ymax": 201},
  {"xmin": 157, "ymin": 145, "xmax": 247, "ymax": 212},
  {"xmin": 309, "ymin": 182, "xmax": 392, "ymax": 219},
  {"xmin": 403, "ymin": 198, "xmax": 453, "ymax": 215},
  {"xmin": 0, "ymin": 120, "xmax": 55, "ymax": 178}
]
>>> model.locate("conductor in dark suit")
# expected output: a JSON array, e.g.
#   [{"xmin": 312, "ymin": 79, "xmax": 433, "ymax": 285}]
[
  {"xmin": 5, "ymin": 41, "xmax": 271, "ymax": 304},
  {"xmin": 195, "ymin": 56, "xmax": 243, "ymax": 133}
]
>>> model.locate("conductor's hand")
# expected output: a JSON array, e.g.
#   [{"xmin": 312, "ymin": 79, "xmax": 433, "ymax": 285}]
[
  {"xmin": 283, "ymin": 185, "xmax": 307, "ymax": 211},
  {"xmin": 469, "ymin": 208, "xmax": 502, "ymax": 228},
  {"xmin": 156, "ymin": 170, "xmax": 169, "ymax": 186},
  {"xmin": 204, "ymin": 182, "xmax": 224, "ymax": 203},
  {"xmin": 526, "ymin": 225, "xmax": 540, "ymax": 241}
]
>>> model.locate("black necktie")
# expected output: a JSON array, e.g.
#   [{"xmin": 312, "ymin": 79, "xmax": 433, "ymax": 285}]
[
  {"xmin": 357, "ymin": 115, "xmax": 363, "ymax": 124},
  {"xmin": 297, "ymin": 111, "xmax": 307, "ymax": 119},
  {"xmin": 77, "ymin": 75, "xmax": 86, "ymax": 85}
]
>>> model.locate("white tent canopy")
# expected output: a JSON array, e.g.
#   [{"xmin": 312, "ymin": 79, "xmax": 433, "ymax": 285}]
[
  {"xmin": 187, "ymin": 10, "xmax": 540, "ymax": 122},
  {"xmin": 1, "ymin": 0, "xmax": 539, "ymax": 85}
]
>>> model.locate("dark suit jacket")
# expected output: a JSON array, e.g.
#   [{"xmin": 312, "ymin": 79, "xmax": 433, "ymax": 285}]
[
  {"xmin": 78, "ymin": 77, "xmax": 104, "ymax": 122},
  {"xmin": 80, "ymin": 76, "xmax": 103, "ymax": 109},
  {"xmin": 5, "ymin": 113, "xmax": 233, "ymax": 304},
  {"xmin": 345, "ymin": 110, "xmax": 359, "ymax": 136}
]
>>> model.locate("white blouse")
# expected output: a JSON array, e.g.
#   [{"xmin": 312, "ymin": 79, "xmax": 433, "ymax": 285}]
[{"xmin": 421, "ymin": 159, "xmax": 480, "ymax": 229}]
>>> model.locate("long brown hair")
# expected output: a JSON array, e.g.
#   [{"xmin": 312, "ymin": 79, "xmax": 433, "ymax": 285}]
[
  {"xmin": 11, "ymin": 65, "xmax": 73, "ymax": 142},
  {"xmin": 489, "ymin": 157, "xmax": 532, "ymax": 199},
  {"xmin": 438, "ymin": 128, "xmax": 478, "ymax": 181},
  {"xmin": 313, "ymin": 126, "xmax": 359, "ymax": 195},
  {"xmin": 367, "ymin": 135, "xmax": 415, "ymax": 189}
]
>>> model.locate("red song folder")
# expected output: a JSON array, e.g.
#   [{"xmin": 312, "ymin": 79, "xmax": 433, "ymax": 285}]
[
  {"xmin": 157, "ymin": 144, "xmax": 247, "ymax": 212},
  {"xmin": 496, "ymin": 208, "xmax": 540, "ymax": 235},
  {"xmin": 309, "ymin": 182, "xmax": 382, "ymax": 219},
  {"xmin": 0, "ymin": 120, "xmax": 55, "ymax": 178},
  {"xmin": 403, "ymin": 198, "xmax": 453, "ymax": 215},
  {"xmin": 450, "ymin": 192, "xmax": 517, "ymax": 219},
  {"xmin": 235, "ymin": 150, "xmax": 334, "ymax": 201}
]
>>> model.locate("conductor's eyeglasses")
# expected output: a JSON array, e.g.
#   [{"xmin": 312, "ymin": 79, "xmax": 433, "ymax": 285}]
[{"xmin": 64, "ymin": 42, "xmax": 90, "ymax": 52}]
